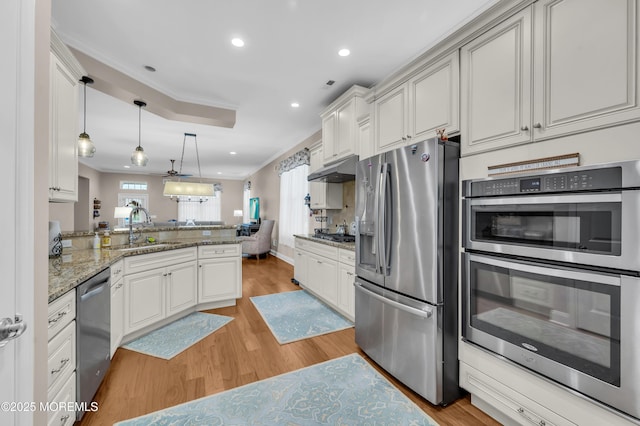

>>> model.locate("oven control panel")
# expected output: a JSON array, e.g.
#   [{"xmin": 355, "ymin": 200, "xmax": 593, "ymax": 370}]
[{"xmin": 465, "ymin": 166, "xmax": 622, "ymax": 197}]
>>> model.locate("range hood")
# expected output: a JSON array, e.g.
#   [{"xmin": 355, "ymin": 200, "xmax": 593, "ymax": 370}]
[{"xmin": 307, "ymin": 155, "xmax": 358, "ymax": 183}]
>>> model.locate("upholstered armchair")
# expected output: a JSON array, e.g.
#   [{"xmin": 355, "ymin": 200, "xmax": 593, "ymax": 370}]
[{"xmin": 239, "ymin": 220, "xmax": 275, "ymax": 260}]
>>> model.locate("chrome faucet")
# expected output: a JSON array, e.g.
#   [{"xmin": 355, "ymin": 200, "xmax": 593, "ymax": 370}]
[{"xmin": 129, "ymin": 206, "xmax": 152, "ymax": 244}]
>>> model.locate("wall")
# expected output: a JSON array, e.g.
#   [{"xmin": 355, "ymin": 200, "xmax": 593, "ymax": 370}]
[{"xmin": 246, "ymin": 129, "xmax": 322, "ymax": 260}]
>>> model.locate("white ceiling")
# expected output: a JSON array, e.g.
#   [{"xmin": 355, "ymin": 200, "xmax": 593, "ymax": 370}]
[{"xmin": 51, "ymin": 0, "xmax": 498, "ymax": 180}]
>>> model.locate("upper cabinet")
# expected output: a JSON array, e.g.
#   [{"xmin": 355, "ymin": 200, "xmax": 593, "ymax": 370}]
[
  {"xmin": 309, "ymin": 144, "xmax": 343, "ymax": 209},
  {"xmin": 49, "ymin": 30, "xmax": 84, "ymax": 202},
  {"xmin": 321, "ymin": 85, "xmax": 369, "ymax": 165},
  {"xmin": 461, "ymin": 0, "xmax": 639, "ymax": 156},
  {"xmin": 374, "ymin": 51, "xmax": 460, "ymax": 154}
]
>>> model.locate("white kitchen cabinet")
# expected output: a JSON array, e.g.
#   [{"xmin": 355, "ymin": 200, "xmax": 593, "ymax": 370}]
[
  {"xmin": 461, "ymin": 0, "xmax": 639, "ymax": 156},
  {"xmin": 294, "ymin": 237, "xmax": 354, "ymax": 320},
  {"xmin": 110, "ymin": 260, "xmax": 124, "ymax": 357},
  {"xmin": 47, "ymin": 289, "xmax": 76, "ymax": 415},
  {"xmin": 166, "ymin": 260, "xmax": 198, "ymax": 316},
  {"xmin": 357, "ymin": 115, "xmax": 373, "ymax": 161},
  {"xmin": 123, "ymin": 247, "xmax": 198, "ymax": 334},
  {"xmin": 321, "ymin": 85, "xmax": 369, "ymax": 164},
  {"xmin": 49, "ymin": 31, "xmax": 84, "ymax": 202},
  {"xmin": 308, "ymin": 144, "xmax": 343, "ymax": 209},
  {"xmin": 337, "ymin": 248, "xmax": 356, "ymax": 321},
  {"xmin": 307, "ymin": 252, "xmax": 338, "ymax": 306},
  {"xmin": 197, "ymin": 244, "xmax": 242, "ymax": 304},
  {"xmin": 374, "ymin": 51, "xmax": 460, "ymax": 154},
  {"xmin": 47, "ymin": 371, "xmax": 76, "ymax": 426}
]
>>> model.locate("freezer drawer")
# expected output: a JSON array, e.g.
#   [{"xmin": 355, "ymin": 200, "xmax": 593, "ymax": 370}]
[{"xmin": 355, "ymin": 280, "xmax": 443, "ymax": 404}]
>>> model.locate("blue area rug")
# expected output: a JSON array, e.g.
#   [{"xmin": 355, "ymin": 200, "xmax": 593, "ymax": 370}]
[
  {"xmin": 250, "ymin": 290, "xmax": 352, "ymax": 344},
  {"xmin": 122, "ymin": 312, "xmax": 233, "ymax": 360},
  {"xmin": 115, "ymin": 353, "xmax": 439, "ymax": 425}
]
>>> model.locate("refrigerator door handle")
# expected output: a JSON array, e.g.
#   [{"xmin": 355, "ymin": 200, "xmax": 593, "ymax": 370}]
[
  {"xmin": 378, "ymin": 162, "xmax": 390, "ymax": 275},
  {"xmin": 355, "ymin": 282, "xmax": 433, "ymax": 319}
]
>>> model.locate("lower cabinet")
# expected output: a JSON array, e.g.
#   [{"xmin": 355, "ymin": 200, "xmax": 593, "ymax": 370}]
[
  {"xmin": 47, "ymin": 290, "xmax": 76, "ymax": 420},
  {"xmin": 123, "ymin": 248, "xmax": 198, "ymax": 335},
  {"xmin": 110, "ymin": 260, "xmax": 124, "ymax": 357},
  {"xmin": 294, "ymin": 237, "xmax": 355, "ymax": 321},
  {"xmin": 198, "ymin": 244, "xmax": 242, "ymax": 304}
]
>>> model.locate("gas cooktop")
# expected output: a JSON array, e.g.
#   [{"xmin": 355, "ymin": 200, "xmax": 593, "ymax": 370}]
[{"xmin": 313, "ymin": 233, "xmax": 355, "ymax": 243}]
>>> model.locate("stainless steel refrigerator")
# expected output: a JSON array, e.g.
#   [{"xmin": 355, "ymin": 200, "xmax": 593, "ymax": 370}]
[{"xmin": 354, "ymin": 137, "xmax": 461, "ymax": 405}]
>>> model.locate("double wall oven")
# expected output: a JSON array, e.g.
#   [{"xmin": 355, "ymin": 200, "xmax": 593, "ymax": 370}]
[{"xmin": 462, "ymin": 161, "xmax": 640, "ymax": 421}]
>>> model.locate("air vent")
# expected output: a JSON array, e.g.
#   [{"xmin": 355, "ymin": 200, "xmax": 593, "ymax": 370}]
[{"xmin": 326, "ymin": 80, "xmax": 335, "ymax": 86}]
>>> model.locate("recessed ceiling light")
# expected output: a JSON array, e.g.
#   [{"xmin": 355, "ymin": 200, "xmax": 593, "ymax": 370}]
[
  {"xmin": 230, "ymin": 151, "xmax": 237, "ymax": 155},
  {"xmin": 217, "ymin": 172, "xmax": 223, "ymax": 175},
  {"xmin": 124, "ymin": 165, "xmax": 130, "ymax": 168},
  {"xmin": 144, "ymin": 65, "xmax": 156, "ymax": 72},
  {"xmin": 231, "ymin": 38, "xmax": 245, "ymax": 47},
  {"xmin": 338, "ymin": 48, "xmax": 350, "ymax": 57},
  {"xmin": 291, "ymin": 102, "xmax": 300, "ymax": 108}
]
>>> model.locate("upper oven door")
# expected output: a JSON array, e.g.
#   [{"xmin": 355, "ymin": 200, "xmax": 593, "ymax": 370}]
[{"xmin": 463, "ymin": 191, "xmax": 640, "ymax": 271}]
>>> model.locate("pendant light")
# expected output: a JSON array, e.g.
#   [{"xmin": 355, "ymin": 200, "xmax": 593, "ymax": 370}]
[
  {"xmin": 77, "ymin": 76, "xmax": 96, "ymax": 157},
  {"xmin": 131, "ymin": 100, "xmax": 149, "ymax": 167},
  {"xmin": 163, "ymin": 133, "xmax": 214, "ymax": 202}
]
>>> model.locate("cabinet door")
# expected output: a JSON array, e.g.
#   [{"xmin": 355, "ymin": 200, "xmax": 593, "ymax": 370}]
[
  {"xmin": 309, "ymin": 181, "xmax": 327, "ymax": 209},
  {"xmin": 410, "ymin": 51, "xmax": 460, "ymax": 140},
  {"xmin": 533, "ymin": 0, "xmax": 639, "ymax": 139},
  {"xmin": 322, "ymin": 112, "xmax": 337, "ymax": 163},
  {"xmin": 198, "ymin": 257, "xmax": 241, "ymax": 303},
  {"xmin": 308, "ymin": 253, "xmax": 338, "ymax": 306},
  {"xmin": 309, "ymin": 144, "xmax": 323, "ymax": 172},
  {"xmin": 49, "ymin": 52, "xmax": 78, "ymax": 202},
  {"xmin": 358, "ymin": 117, "xmax": 373, "ymax": 161},
  {"xmin": 124, "ymin": 269, "xmax": 165, "ymax": 334},
  {"xmin": 338, "ymin": 263, "xmax": 355, "ymax": 320},
  {"xmin": 461, "ymin": 8, "xmax": 533, "ymax": 155},
  {"xmin": 336, "ymin": 99, "xmax": 356, "ymax": 159},
  {"xmin": 166, "ymin": 260, "xmax": 197, "ymax": 316},
  {"xmin": 110, "ymin": 278, "xmax": 124, "ymax": 357},
  {"xmin": 375, "ymin": 85, "xmax": 408, "ymax": 154},
  {"xmin": 294, "ymin": 248, "xmax": 309, "ymax": 286}
]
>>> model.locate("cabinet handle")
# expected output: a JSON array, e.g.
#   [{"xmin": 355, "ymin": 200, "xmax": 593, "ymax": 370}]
[
  {"xmin": 199, "ymin": 264, "xmax": 202, "ymax": 268},
  {"xmin": 168, "ymin": 272, "xmax": 172, "ymax": 276},
  {"xmin": 317, "ymin": 260, "xmax": 322, "ymax": 264},
  {"xmin": 406, "ymin": 135, "xmax": 412, "ymax": 139},
  {"xmin": 51, "ymin": 357, "xmax": 69, "ymax": 375},
  {"xmin": 117, "ymin": 282, "xmax": 123, "ymax": 289},
  {"xmin": 48, "ymin": 310, "xmax": 67, "ymax": 325},
  {"xmin": 533, "ymin": 122, "xmax": 542, "ymax": 129},
  {"xmin": 517, "ymin": 407, "xmax": 546, "ymax": 426},
  {"xmin": 346, "ymin": 272, "xmax": 354, "ymax": 276},
  {"xmin": 520, "ymin": 125, "xmax": 529, "ymax": 131},
  {"xmin": 401, "ymin": 136, "xmax": 407, "ymax": 141}
]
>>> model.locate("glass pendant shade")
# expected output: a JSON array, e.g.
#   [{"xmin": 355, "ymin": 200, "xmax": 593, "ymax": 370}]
[
  {"xmin": 78, "ymin": 76, "xmax": 95, "ymax": 158},
  {"xmin": 131, "ymin": 100, "xmax": 149, "ymax": 167},
  {"xmin": 131, "ymin": 146, "xmax": 148, "ymax": 167},
  {"xmin": 77, "ymin": 132, "xmax": 96, "ymax": 157}
]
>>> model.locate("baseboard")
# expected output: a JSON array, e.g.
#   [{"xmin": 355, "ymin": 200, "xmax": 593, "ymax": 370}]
[{"xmin": 271, "ymin": 250, "xmax": 293, "ymax": 265}]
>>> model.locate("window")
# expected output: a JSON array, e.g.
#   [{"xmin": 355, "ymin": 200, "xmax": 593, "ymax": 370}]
[
  {"xmin": 177, "ymin": 191, "xmax": 221, "ymax": 222},
  {"xmin": 117, "ymin": 193, "xmax": 149, "ymax": 227},
  {"xmin": 278, "ymin": 164, "xmax": 310, "ymax": 248},
  {"xmin": 120, "ymin": 181, "xmax": 148, "ymax": 191}
]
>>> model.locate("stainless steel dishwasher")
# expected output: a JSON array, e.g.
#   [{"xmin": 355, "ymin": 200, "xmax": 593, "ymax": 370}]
[{"xmin": 76, "ymin": 267, "xmax": 110, "ymax": 420}]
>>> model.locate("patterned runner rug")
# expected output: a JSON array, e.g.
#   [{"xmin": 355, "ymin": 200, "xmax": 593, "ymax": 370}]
[
  {"xmin": 115, "ymin": 353, "xmax": 439, "ymax": 425},
  {"xmin": 250, "ymin": 290, "xmax": 352, "ymax": 344}
]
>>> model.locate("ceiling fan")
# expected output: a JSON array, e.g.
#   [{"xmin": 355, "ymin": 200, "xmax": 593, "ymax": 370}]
[{"xmin": 163, "ymin": 159, "xmax": 192, "ymax": 178}]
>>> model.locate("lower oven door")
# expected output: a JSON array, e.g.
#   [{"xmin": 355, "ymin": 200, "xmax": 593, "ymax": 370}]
[{"xmin": 462, "ymin": 252, "xmax": 640, "ymax": 420}]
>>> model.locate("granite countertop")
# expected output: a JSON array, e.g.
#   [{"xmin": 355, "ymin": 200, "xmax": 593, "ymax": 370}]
[
  {"xmin": 62, "ymin": 224, "xmax": 238, "ymax": 238},
  {"xmin": 294, "ymin": 234, "xmax": 356, "ymax": 251},
  {"xmin": 49, "ymin": 237, "xmax": 240, "ymax": 303}
]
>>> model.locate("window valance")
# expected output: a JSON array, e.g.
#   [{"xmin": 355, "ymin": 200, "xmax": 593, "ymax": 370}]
[{"xmin": 278, "ymin": 148, "xmax": 310, "ymax": 176}]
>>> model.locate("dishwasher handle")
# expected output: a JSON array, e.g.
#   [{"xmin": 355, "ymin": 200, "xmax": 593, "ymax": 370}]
[
  {"xmin": 78, "ymin": 269, "xmax": 110, "ymax": 301},
  {"xmin": 355, "ymin": 281, "xmax": 433, "ymax": 319}
]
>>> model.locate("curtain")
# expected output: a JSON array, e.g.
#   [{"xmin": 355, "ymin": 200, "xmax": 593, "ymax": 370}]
[
  {"xmin": 178, "ymin": 191, "xmax": 221, "ymax": 222},
  {"xmin": 278, "ymin": 164, "xmax": 310, "ymax": 249},
  {"xmin": 243, "ymin": 187, "xmax": 251, "ymax": 224}
]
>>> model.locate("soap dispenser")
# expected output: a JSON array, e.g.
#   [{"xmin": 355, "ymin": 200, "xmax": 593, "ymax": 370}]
[
  {"xmin": 93, "ymin": 232, "xmax": 101, "ymax": 249},
  {"xmin": 101, "ymin": 231, "xmax": 111, "ymax": 248}
]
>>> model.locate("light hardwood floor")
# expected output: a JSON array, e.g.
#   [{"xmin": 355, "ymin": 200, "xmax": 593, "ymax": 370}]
[{"xmin": 79, "ymin": 255, "xmax": 499, "ymax": 425}]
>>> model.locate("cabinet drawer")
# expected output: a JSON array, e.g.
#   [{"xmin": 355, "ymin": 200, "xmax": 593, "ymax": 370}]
[
  {"xmin": 338, "ymin": 248, "xmax": 356, "ymax": 266},
  {"xmin": 460, "ymin": 362, "xmax": 576, "ymax": 426},
  {"xmin": 296, "ymin": 238, "xmax": 338, "ymax": 259},
  {"xmin": 124, "ymin": 247, "xmax": 197, "ymax": 275},
  {"xmin": 47, "ymin": 371, "xmax": 76, "ymax": 426},
  {"xmin": 198, "ymin": 244, "xmax": 241, "ymax": 259},
  {"xmin": 48, "ymin": 290, "xmax": 76, "ymax": 341},
  {"xmin": 110, "ymin": 259, "xmax": 124, "ymax": 283},
  {"xmin": 47, "ymin": 320, "xmax": 75, "ymax": 397}
]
